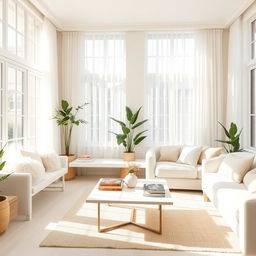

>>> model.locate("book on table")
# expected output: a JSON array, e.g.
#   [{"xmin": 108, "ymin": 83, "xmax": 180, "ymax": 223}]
[
  {"xmin": 98, "ymin": 178, "xmax": 123, "ymax": 191},
  {"xmin": 143, "ymin": 183, "xmax": 165, "ymax": 197}
]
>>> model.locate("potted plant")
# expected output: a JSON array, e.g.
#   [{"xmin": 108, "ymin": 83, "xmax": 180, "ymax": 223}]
[
  {"xmin": 0, "ymin": 145, "xmax": 12, "ymax": 234},
  {"xmin": 53, "ymin": 100, "xmax": 89, "ymax": 180},
  {"xmin": 216, "ymin": 121, "xmax": 243, "ymax": 153},
  {"xmin": 110, "ymin": 106, "xmax": 148, "ymax": 161},
  {"xmin": 123, "ymin": 163, "xmax": 140, "ymax": 188}
]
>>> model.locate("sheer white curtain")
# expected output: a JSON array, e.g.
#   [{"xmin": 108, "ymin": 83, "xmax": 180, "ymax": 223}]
[
  {"xmin": 146, "ymin": 30, "xmax": 225, "ymax": 146},
  {"xmin": 61, "ymin": 32, "xmax": 84, "ymax": 154},
  {"xmin": 81, "ymin": 33, "xmax": 126, "ymax": 157},
  {"xmin": 37, "ymin": 18, "xmax": 60, "ymax": 153}
]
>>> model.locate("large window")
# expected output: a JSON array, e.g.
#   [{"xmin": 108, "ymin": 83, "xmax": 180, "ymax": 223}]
[
  {"xmin": 249, "ymin": 20, "xmax": 256, "ymax": 149},
  {"xmin": 0, "ymin": 0, "xmax": 42, "ymax": 156},
  {"xmin": 6, "ymin": 66, "xmax": 25, "ymax": 152},
  {"xmin": 146, "ymin": 32, "xmax": 196, "ymax": 145},
  {"xmin": 84, "ymin": 33, "xmax": 125, "ymax": 154}
]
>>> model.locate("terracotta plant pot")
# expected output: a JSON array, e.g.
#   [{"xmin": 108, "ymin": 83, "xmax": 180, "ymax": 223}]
[
  {"xmin": 123, "ymin": 152, "xmax": 136, "ymax": 161},
  {"xmin": 0, "ymin": 195, "xmax": 10, "ymax": 235},
  {"xmin": 63, "ymin": 155, "xmax": 77, "ymax": 181}
]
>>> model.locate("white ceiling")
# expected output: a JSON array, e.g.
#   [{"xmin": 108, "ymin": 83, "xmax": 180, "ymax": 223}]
[{"xmin": 31, "ymin": 0, "xmax": 254, "ymax": 30}]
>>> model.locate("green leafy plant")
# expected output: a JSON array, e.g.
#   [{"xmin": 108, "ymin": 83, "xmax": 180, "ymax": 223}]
[
  {"xmin": 216, "ymin": 121, "xmax": 243, "ymax": 153},
  {"xmin": 127, "ymin": 164, "xmax": 140, "ymax": 174},
  {"xmin": 0, "ymin": 145, "xmax": 11, "ymax": 182},
  {"xmin": 110, "ymin": 106, "xmax": 148, "ymax": 152},
  {"xmin": 53, "ymin": 100, "xmax": 89, "ymax": 156}
]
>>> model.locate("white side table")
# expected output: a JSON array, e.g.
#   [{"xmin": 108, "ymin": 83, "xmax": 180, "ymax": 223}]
[{"xmin": 69, "ymin": 158, "xmax": 146, "ymax": 177}]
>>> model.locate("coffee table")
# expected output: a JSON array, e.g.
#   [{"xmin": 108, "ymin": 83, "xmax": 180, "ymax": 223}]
[{"xmin": 86, "ymin": 179, "xmax": 172, "ymax": 234}]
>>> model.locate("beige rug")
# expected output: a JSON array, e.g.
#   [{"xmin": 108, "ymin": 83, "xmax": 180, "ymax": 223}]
[{"xmin": 40, "ymin": 190, "xmax": 240, "ymax": 253}]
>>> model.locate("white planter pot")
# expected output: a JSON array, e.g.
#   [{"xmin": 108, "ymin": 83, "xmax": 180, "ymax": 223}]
[{"xmin": 124, "ymin": 173, "xmax": 138, "ymax": 188}]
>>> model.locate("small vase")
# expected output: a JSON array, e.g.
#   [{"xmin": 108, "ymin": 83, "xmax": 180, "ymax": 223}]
[{"xmin": 124, "ymin": 173, "xmax": 138, "ymax": 188}]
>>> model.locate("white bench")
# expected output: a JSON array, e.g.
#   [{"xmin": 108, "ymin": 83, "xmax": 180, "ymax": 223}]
[{"xmin": 70, "ymin": 158, "xmax": 146, "ymax": 177}]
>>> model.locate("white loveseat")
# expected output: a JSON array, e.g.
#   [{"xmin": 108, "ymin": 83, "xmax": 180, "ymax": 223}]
[
  {"xmin": 0, "ymin": 156, "xmax": 68, "ymax": 220},
  {"xmin": 146, "ymin": 145, "xmax": 223, "ymax": 190},
  {"xmin": 202, "ymin": 153, "xmax": 256, "ymax": 256}
]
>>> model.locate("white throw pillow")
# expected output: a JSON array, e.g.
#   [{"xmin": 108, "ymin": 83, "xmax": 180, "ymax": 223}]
[
  {"xmin": 20, "ymin": 150, "xmax": 44, "ymax": 165},
  {"xmin": 218, "ymin": 153, "xmax": 254, "ymax": 183},
  {"xmin": 177, "ymin": 146, "xmax": 202, "ymax": 166},
  {"xmin": 41, "ymin": 152, "xmax": 61, "ymax": 172},
  {"xmin": 198, "ymin": 147, "xmax": 223, "ymax": 164},
  {"xmin": 243, "ymin": 168, "xmax": 256, "ymax": 193},
  {"xmin": 159, "ymin": 146, "xmax": 181, "ymax": 162},
  {"xmin": 15, "ymin": 157, "xmax": 45, "ymax": 185}
]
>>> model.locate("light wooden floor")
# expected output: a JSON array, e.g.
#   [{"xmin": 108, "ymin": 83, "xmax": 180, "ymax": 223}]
[{"xmin": 0, "ymin": 176, "xmax": 241, "ymax": 256}]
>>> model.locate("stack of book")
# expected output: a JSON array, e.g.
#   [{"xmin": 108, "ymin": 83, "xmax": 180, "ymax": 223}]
[
  {"xmin": 143, "ymin": 183, "xmax": 165, "ymax": 197},
  {"xmin": 98, "ymin": 178, "xmax": 123, "ymax": 191}
]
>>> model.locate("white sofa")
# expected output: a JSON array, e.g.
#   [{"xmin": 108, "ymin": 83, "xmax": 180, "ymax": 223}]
[
  {"xmin": 202, "ymin": 153, "xmax": 256, "ymax": 256},
  {"xmin": 146, "ymin": 146, "xmax": 223, "ymax": 190},
  {"xmin": 0, "ymin": 156, "xmax": 68, "ymax": 220}
]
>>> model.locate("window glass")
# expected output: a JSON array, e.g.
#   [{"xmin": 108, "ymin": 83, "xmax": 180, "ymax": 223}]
[{"xmin": 8, "ymin": 0, "xmax": 16, "ymax": 28}]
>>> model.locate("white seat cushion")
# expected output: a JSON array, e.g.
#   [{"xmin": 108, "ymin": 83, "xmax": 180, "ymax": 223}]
[
  {"xmin": 32, "ymin": 168, "xmax": 66, "ymax": 195},
  {"xmin": 155, "ymin": 162, "xmax": 198, "ymax": 179}
]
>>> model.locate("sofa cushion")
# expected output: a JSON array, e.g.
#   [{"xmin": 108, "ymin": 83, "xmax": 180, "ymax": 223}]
[
  {"xmin": 155, "ymin": 162, "xmax": 198, "ymax": 179},
  {"xmin": 159, "ymin": 146, "xmax": 181, "ymax": 162},
  {"xmin": 177, "ymin": 146, "xmax": 202, "ymax": 166},
  {"xmin": 15, "ymin": 157, "xmax": 45, "ymax": 186},
  {"xmin": 32, "ymin": 168, "xmax": 66, "ymax": 195},
  {"xmin": 243, "ymin": 168, "xmax": 256, "ymax": 193},
  {"xmin": 198, "ymin": 147, "xmax": 223, "ymax": 164},
  {"xmin": 218, "ymin": 152, "xmax": 254, "ymax": 183},
  {"xmin": 20, "ymin": 150, "xmax": 44, "ymax": 165},
  {"xmin": 41, "ymin": 152, "xmax": 61, "ymax": 172},
  {"xmin": 203, "ymin": 172, "xmax": 249, "ymax": 234}
]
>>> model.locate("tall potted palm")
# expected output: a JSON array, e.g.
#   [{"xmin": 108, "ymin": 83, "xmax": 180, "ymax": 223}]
[
  {"xmin": 110, "ymin": 106, "xmax": 148, "ymax": 161},
  {"xmin": 0, "ymin": 145, "xmax": 12, "ymax": 234},
  {"xmin": 53, "ymin": 100, "xmax": 89, "ymax": 180}
]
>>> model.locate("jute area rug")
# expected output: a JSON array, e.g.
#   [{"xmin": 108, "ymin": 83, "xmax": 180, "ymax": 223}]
[{"xmin": 40, "ymin": 189, "xmax": 240, "ymax": 253}]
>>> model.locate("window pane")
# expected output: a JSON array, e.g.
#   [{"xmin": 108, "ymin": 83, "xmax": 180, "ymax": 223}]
[
  {"xmin": 252, "ymin": 20, "xmax": 256, "ymax": 42},
  {"xmin": 8, "ymin": 115, "xmax": 15, "ymax": 139},
  {"xmin": 8, "ymin": 67, "xmax": 16, "ymax": 90},
  {"xmin": 17, "ymin": 6, "xmax": 25, "ymax": 34},
  {"xmin": 0, "ymin": 0, "xmax": 3, "ymax": 20},
  {"xmin": 17, "ymin": 34, "xmax": 24, "ymax": 57},
  {"xmin": 251, "ymin": 116, "xmax": 256, "ymax": 148},
  {"xmin": 17, "ymin": 117, "xmax": 23, "ymax": 138},
  {"xmin": 8, "ymin": 27, "xmax": 16, "ymax": 54},
  {"xmin": 251, "ymin": 69, "xmax": 256, "ymax": 114},
  {"xmin": 16, "ymin": 93, "xmax": 23, "ymax": 114},
  {"xmin": 8, "ymin": 0, "xmax": 16, "ymax": 28},
  {"xmin": 17, "ymin": 70, "xmax": 23, "ymax": 92},
  {"xmin": 0, "ymin": 22, "xmax": 3, "ymax": 48}
]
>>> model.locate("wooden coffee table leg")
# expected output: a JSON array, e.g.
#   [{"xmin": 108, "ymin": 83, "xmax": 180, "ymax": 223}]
[{"xmin": 97, "ymin": 203, "xmax": 163, "ymax": 234}]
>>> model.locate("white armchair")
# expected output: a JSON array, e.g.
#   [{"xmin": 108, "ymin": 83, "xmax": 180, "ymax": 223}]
[{"xmin": 145, "ymin": 146, "xmax": 202, "ymax": 190}]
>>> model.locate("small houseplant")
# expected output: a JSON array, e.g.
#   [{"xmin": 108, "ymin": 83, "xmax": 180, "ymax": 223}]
[
  {"xmin": 123, "ymin": 163, "xmax": 140, "ymax": 188},
  {"xmin": 0, "ymin": 145, "xmax": 12, "ymax": 234},
  {"xmin": 53, "ymin": 100, "xmax": 89, "ymax": 180},
  {"xmin": 216, "ymin": 121, "xmax": 243, "ymax": 153},
  {"xmin": 110, "ymin": 106, "xmax": 148, "ymax": 161}
]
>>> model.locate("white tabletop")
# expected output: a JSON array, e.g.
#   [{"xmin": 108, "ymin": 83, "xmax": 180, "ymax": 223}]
[
  {"xmin": 69, "ymin": 158, "xmax": 146, "ymax": 168},
  {"xmin": 86, "ymin": 179, "xmax": 172, "ymax": 205}
]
